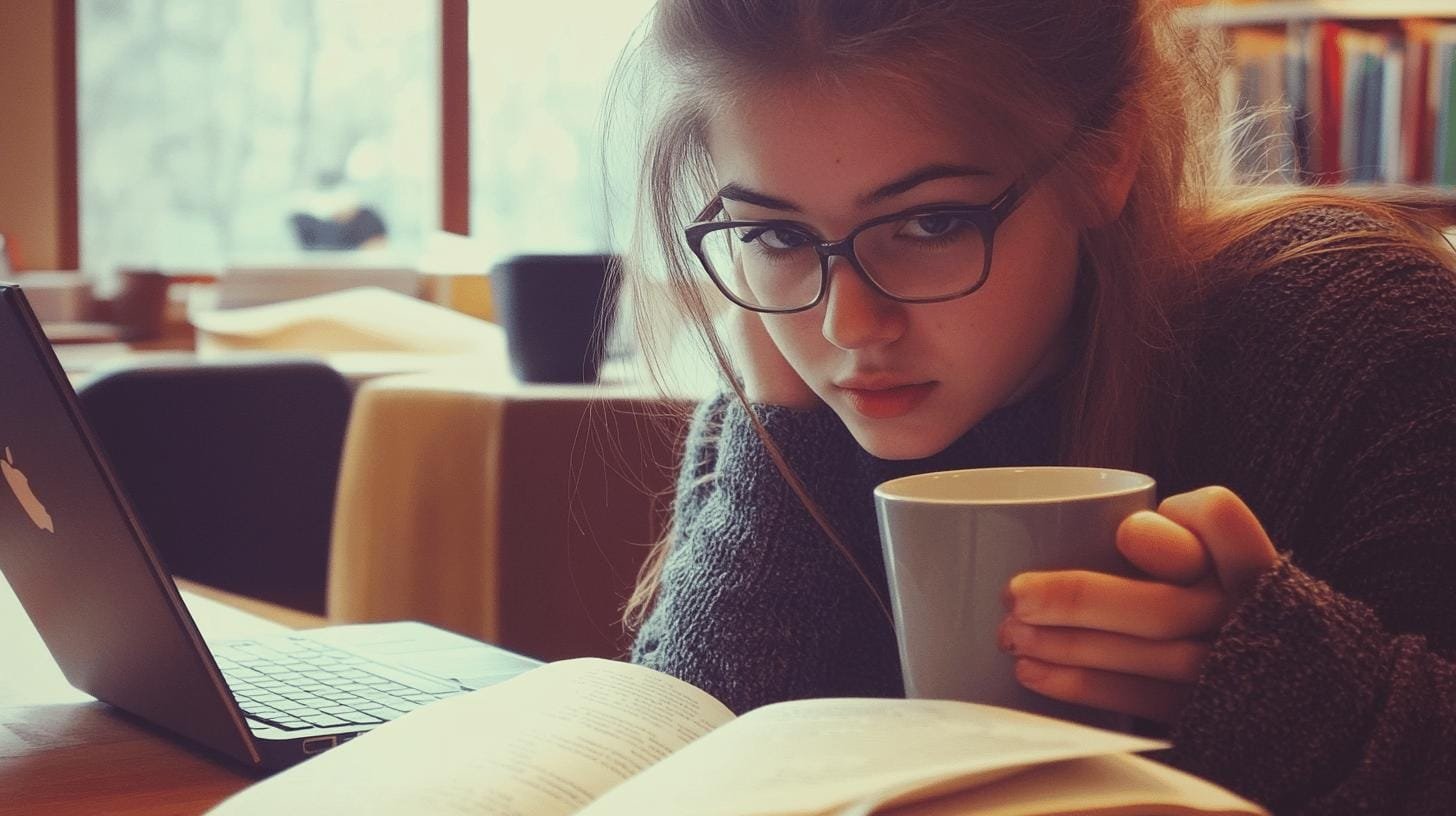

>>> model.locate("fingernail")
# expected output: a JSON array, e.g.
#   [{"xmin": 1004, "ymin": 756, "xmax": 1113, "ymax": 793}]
[{"xmin": 997, "ymin": 620, "xmax": 1016, "ymax": 653}]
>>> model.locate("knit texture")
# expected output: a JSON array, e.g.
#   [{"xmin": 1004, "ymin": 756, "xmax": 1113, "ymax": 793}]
[{"xmin": 630, "ymin": 206, "xmax": 1456, "ymax": 814}]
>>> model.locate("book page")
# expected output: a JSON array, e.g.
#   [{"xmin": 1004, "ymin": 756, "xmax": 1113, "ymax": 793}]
[
  {"xmin": 208, "ymin": 658, "xmax": 734, "ymax": 816},
  {"xmin": 578, "ymin": 697, "xmax": 1167, "ymax": 816},
  {"xmin": 881, "ymin": 753, "xmax": 1267, "ymax": 816},
  {"xmin": 192, "ymin": 286, "xmax": 504, "ymax": 354}
]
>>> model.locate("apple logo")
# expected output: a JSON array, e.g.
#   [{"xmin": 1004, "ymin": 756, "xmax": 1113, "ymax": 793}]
[{"xmin": 2, "ymin": 446, "xmax": 54, "ymax": 533}]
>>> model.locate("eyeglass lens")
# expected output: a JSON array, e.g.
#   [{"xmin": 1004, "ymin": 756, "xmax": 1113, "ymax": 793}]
[{"xmin": 698, "ymin": 211, "xmax": 989, "ymax": 311}]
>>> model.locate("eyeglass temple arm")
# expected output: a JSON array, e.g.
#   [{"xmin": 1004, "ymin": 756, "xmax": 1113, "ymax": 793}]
[
  {"xmin": 993, "ymin": 138, "xmax": 1078, "ymax": 222},
  {"xmin": 691, "ymin": 197, "xmax": 725, "ymax": 223}
]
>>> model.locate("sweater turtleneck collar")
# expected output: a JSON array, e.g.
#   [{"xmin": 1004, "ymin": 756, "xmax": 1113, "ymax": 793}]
[{"xmin": 861, "ymin": 374, "xmax": 1065, "ymax": 486}]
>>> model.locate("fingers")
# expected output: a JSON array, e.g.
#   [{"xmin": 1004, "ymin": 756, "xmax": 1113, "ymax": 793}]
[
  {"xmin": 999, "ymin": 620, "xmax": 1210, "ymax": 683},
  {"xmin": 721, "ymin": 308, "xmax": 818, "ymax": 408},
  {"xmin": 1012, "ymin": 657, "xmax": 1192, "ymax": 723},
  {"xmin": 1116, "ymin": 510, "xmax": 1211, "ymax": 586},
  {"xmin": 1006, "ymin": 570, "xmax": 1230, "ymax": 640},
  {"xmin": 1158, "ymin": 486, "xmax": 1279, "ymax": 598}
]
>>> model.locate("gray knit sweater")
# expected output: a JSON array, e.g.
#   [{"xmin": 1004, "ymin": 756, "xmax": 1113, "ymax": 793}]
[{"xmin": 630, "ymin": 207, "xmax": 1456, "ymax": 814}]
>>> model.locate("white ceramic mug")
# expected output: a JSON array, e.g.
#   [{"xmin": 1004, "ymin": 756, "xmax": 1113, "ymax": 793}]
[{"xmin": 875, "ymin": 466, "xmax": 1156, "ymax": 728}]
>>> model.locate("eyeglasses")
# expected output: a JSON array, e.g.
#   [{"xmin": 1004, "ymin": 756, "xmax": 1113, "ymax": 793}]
[{"xmin": 684, "ymin": 174, "xmax": 1037, "ymax": 314}]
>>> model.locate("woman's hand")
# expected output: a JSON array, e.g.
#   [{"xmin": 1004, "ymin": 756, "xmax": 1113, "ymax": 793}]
[
  {"xmin": 998, "ymin": 486, "xmax": 1281, "ymax": 722},
  {"xmin": 722, "ymin": 306, "xmax": 820, "ymax": 409}
]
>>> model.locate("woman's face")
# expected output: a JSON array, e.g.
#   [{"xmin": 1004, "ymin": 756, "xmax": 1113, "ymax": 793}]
[{"xmin": 705, "ymin": 82, "xmax": 1084, "ymax": 459}]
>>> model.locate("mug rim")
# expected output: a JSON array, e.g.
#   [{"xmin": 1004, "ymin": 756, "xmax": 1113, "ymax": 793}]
[{"xmin": 874, "ymin": 466, "xmax": 1155, "ymax": 505}]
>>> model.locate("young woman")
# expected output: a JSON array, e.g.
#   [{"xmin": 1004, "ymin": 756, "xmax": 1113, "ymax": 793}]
[{"xmin": 615, "ymin": 1, "xmax": 1456, "ymax": 812}]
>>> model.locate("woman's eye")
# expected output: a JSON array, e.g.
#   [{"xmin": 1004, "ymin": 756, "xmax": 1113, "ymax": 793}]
[
  {"xmin": 741, "ymin": 227, "xmax": 810, "ymax": 251},
  {"xmin": 899, "ymin": 214, "xmax": 965, "ymax": 239}
]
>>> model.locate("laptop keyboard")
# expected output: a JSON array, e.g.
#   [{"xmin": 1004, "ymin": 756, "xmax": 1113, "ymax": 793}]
[{"xmin": 214, "ymin": 636, "xmax": 465, "ymax": 732}]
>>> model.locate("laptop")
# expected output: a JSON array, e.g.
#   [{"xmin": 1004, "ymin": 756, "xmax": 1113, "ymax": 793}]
[{"xmin": 0, "ymin": 282, "xmax": 542, "ymax": 770}]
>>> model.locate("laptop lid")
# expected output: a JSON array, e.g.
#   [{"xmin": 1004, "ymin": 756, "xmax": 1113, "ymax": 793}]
[{"xmin": 0, "ymin": 283, "xmax": 260, "ymax": 766}]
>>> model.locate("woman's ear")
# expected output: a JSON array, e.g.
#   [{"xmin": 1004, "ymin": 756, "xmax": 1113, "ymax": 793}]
[{"xmin": 1083, "ymin": 106, "xmax": 1145, "ymax": 227}]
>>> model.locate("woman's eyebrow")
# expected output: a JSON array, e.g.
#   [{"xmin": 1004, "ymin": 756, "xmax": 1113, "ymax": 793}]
[
  {"xmin": 718, "ymin": 183, "xmax": 801, "ymax": 212},
  {"xmin": 717, "ymin": 163, "xmax": 992, "ymax": 213},
  {"xmin": 862, "ymin": 163, "xmax": 993, "ymax": 205}
]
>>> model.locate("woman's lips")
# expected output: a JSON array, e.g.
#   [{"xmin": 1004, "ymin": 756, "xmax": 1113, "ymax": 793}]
[{"xmin": 840, "ymin": 382, "xmax": 936, "ymax": 419}]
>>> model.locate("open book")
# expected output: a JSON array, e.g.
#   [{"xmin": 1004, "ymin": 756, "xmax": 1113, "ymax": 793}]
[{"xmin": 208, "ymin": 658, "xmax": 1267, "ymax": 816}]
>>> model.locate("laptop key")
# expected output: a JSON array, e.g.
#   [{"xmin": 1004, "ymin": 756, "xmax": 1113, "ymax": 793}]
[
  {"xmin": 304, "ymin": 714, "xmax": 348, "ymax": 728},
  {"xmin": 361, "ymin": 666, "xmax": 457, "ymax": 695},
  {"xmin": 321, "ymin": 693, "xmax": 368, "ymax": 705},
  {"xmin": 334, "ymin": 711, "xmax": 385, "ymax": 726}
]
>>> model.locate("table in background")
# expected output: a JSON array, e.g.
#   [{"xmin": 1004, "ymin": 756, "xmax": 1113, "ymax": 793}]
[
  {"xmin": 0, "ymin": 574, "xmax": 324, "ymax": 816},
  {"xmin": 326, "ymin": 366, "xmax": 700, "ymax": 662}
]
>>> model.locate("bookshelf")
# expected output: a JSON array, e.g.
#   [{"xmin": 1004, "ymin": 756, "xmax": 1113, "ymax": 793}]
[
  {"xmin": 1177, "ymin": 1, "xmax": 1456, "ymax": 187},
  {"xmin": 1183, "ymin": 2, "xmax": 1456, "ymax": 28}
]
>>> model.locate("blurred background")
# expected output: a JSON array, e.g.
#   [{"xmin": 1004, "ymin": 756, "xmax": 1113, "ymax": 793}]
[{"xmin": 2, "ymin": 0, "xmax": 653, "ymax": 310}]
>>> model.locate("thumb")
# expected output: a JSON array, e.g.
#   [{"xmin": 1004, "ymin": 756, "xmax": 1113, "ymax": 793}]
[
  {"xmin": 1116, "ymin": 509, "xmax": 1212, "ymax": 586},
  {"xmin": 1158, "ymin": 486, "xmax": 1279, "ymax": 598}
]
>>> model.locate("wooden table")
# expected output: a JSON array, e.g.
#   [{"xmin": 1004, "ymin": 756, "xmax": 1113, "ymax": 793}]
[
  {"xmin": 325, "ymin": 367, "xmax": 698, "ymax": 662},
  {"xmin": 0, "ymin": 574, "xmax": 324, "ymax": 816}
]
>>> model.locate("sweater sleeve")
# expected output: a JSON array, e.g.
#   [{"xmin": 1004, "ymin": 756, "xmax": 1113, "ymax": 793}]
[
  {"xmin": 1169, "ymin": 560, "xmax": 1456, "ymax": 814},
  {"xmin": 1166, "ymin": 225, "xmax": 1456, "ymax": 814},
  {"xmin": 629, "ymin": 393, "xmax": 901, "ymax": 714}
]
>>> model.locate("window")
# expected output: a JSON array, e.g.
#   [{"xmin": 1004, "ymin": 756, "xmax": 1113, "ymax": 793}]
[
  {"xmin": 78, "ymin": 0, "xmax": 439, "ymax": 286},
  {"xmin": 468, "ymin": 1, "xmax": 655, "ymax": 257}
]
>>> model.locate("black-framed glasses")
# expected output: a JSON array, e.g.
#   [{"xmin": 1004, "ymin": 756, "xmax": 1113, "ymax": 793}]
[{"xmin": 684, "ymin": 175, "xmax": 1036, "ymax": 314}]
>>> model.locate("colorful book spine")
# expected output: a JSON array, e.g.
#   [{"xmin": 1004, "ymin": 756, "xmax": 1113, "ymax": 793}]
[
  {"xmin": 1435, "ymin": 36, "xmax": 1454, "ymax": 184},
  {"xmin": 1319, "ymin": 20, "xmax": 1345, "ymax": 181},
  {"xmin": 1432, "ymin": 38, "xmax": 1456, "ymax": 185},
  {"xmin": 1218, "ymin": 16, "xmax": 1456, "ymax": 188},
  {"xmin": 1381, "ymin": 45, "xmax": 1403, "ymax": 182}
]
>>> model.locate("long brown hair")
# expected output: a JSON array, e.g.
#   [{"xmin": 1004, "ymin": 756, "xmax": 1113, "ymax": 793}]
[{"xmin": 613, "ymin": 0, "xmax": 1456, "ymax": 628}]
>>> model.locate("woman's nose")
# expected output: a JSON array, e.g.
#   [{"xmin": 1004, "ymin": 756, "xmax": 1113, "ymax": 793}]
[{"xmin": 820, "ymin": 256, "xmax": 907, "ymax": 351}]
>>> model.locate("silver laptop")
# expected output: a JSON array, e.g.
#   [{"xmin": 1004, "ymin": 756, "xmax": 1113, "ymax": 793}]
[{"xmin": 0, "ymin": 282, "xmax": 541, "ymax": 770}]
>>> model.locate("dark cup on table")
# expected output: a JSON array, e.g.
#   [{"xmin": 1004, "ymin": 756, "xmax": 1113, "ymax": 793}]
[
  {"xmin": 491, "ymin": 253, "xmax": 620, "ymax": 384},
  {"xmin": 113, "ymin": 268, "xmax": 171, "ymax": 341}
]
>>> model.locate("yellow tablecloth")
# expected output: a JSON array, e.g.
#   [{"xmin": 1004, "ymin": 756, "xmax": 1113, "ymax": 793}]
[{"xmin": 326, "ymin": 363, "xmax": 695, "ymax": 661}]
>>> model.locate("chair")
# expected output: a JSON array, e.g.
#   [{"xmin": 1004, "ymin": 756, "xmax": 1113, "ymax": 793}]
[{"xmin": 76, "ymin": 359, "xmax": 353, "ymax": 615}]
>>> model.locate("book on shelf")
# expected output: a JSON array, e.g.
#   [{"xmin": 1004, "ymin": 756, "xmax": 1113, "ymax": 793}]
[
  {"xmin": 1220, "ymin": 15, "xmax": 1456, "ymax": 186},
  {"xmin": 206, "ymin": 658, "xmax": 1268, "ymax": 816}
]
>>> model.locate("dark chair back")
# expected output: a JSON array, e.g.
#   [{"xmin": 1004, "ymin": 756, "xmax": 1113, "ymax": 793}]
[{"xmin": 77, "ymin": 359, "xmax": 353, "ymax": 614}]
